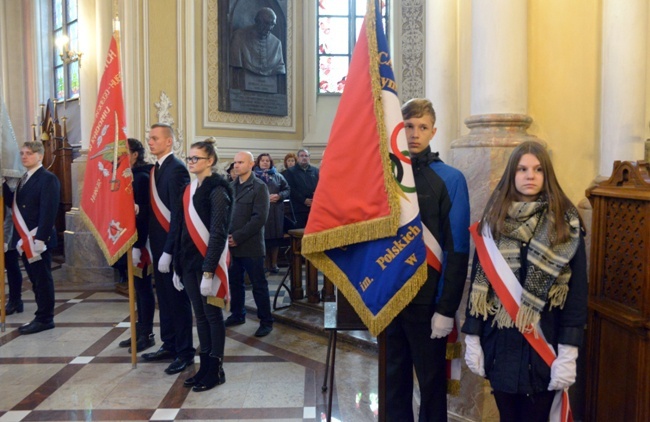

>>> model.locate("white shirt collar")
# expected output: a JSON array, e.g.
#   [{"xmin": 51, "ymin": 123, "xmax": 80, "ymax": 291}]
[
  {"xmin": 156, "ymin": 151, "xmax": 173, "ymax": 166},
  {"xmin": 25, "ymin": 164, "xmax": 42, "ymax": 181}
]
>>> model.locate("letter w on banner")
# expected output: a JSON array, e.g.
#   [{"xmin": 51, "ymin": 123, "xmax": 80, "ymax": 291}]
[
  {"xmin": 302, "ymin": 0, "xmax": 430, "ymax": 337},
  {"xmin": 80, "ymin": 32, "xmax": 136, "ymax": 264}
]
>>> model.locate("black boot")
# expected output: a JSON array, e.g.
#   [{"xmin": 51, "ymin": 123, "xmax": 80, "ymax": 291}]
[
  {"xmin": 130, "ymin": 333, "xmax": 155, "ymax": 353},
  {"xmin": 119, "ymin": 323, "xmax": 140, "ymax": 348},
  {"xmin": 192, "ymin": 355, "xmax": 225, "ymax": 392},
  {"xmin": 183, "ymin": 353, "xmax": 209, "ymax": 388}
]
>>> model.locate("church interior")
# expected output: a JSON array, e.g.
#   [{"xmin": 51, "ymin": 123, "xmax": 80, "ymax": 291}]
[{"xmin": 1, "ymin": 0, "xmax": 650, "ymax": 421}]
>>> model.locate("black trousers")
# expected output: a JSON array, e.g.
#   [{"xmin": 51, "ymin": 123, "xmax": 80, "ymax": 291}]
[
  {"xmin": 492, "ymin": 390, "xmax": 556, "ymax": 422},
  {"xmin": 183, "ymin": 269, "xmax": 225, "ymax": 356},
  {"xmin": 386, "ymin": 303, "xmax": 448, "ymax": 422},
  {"xmin": 22, "ymin": 249, "xmax": 54, "ymax": 324},
  {"xmin": 152, "ymin": 259, "xmax": 195, "ymax": 360},
  {"xmin": 5, "ymin": 249, "xmax": 23, "ymax": 303}
]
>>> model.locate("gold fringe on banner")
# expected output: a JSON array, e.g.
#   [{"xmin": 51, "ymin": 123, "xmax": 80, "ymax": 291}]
[
  {"xmin": 307, "ymin": 250, "xmax": 427, "ymax": 337},
  {"xmin": 79, "ymin": 208, "xmax": 137, "ymax": 266},
  {"xmin": 447, "ymin": 380, "xmax": 461, "ymax": 396},
  {"xmin": 446, "ymin": 342, "xmax": 462, "ymax": 360}
]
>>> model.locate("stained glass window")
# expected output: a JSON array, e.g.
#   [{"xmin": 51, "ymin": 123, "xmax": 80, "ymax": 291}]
[
  {"xmin": 53, "ymin": 0, "xmax": 80, "ymax": 101},
  {"xmin": 317, "ymin": 0, "xmax": 388, "ymax": 94}
]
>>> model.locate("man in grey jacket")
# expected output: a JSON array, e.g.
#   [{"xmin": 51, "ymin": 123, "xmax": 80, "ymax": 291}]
[{"xmin": 225, "ymin": 151, "xmax": 274, "ymax": 337}]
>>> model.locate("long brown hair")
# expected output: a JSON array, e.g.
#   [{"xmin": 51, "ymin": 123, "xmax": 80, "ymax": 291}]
[{"xmin": 479, "ymin": 141, "xmax": 583, "ymax": 244}]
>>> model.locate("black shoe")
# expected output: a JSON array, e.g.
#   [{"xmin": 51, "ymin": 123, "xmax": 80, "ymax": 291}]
[
  {"xmin": 269, "ymin": 266, "xmax": 280, "ymax": 274},
  {"xmin": 142, "ymin": 347, "xmax": 174, "ymax": 361},
  {"xmin": 165, "ymin": 357, "xmax": 194, "ymax": 375},
  {"xmin": 224, "ymin": 316, "xmax": 246, "ymax": 327},
  {"xmin": 192, "ymin": 356, "xmax": 225, "ymax": 392},
  {"xmin": 129, "ymin": 333, "xmax": 155, "ymax": 353},
  {"xmin": 254, "ymin": 325, "xmax": 273, "ymax": 337},
  {"xmin": 118, "ymin": 337, "xmax": 132, "ymax": 348},
  {"xmin": 19, "ymin": 320, "xmax": 55, "ymax": 335},
  {"xmin": 184, "ymin": 353, "xmax": 208, "ymax": 387},
  {"xmin": 5, "ymin": 300, "xmax": 24, "ymax": 316}
]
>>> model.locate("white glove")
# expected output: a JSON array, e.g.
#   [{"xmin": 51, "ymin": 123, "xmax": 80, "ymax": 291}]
[
  {"xmin": 172, "ymin": 272, "xmax": 184, "ymax": 291},
  {"xmin": 16, "ymin": 239, "xmax": 24, "ymax": 255},
  {"xmin": 158, "ymin": 252, "xmax": 172, "ymax": 273},
  {"xmin": 132, "ymin": 248, "xmax": 142, "ymax": 267},
  {"xmin": 200, "ymin": 275, "xmax": 213, "ymax": 297},
  {"xmin": 33, "ymin": 239, "xmax": 46, "ymax": 254},
  {"xmin": 548, "ymin": 344, "xmax": 579, "ymax": 391},
  {"xmin": 430, "ymin": 312, "xmax": 454, "ymax": 338},
  {"xmin": 3, "ymin": 243, "xmax": 7, "ymax": 253},
  {"xmin": 464, "ymin": 334, "xmax": 486, "ymax": 377}
]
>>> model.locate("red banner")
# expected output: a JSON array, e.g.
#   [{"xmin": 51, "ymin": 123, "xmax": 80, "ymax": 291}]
[{"xmin": 80, "ymin": 33, "xmax": 136, "ymax": 265}]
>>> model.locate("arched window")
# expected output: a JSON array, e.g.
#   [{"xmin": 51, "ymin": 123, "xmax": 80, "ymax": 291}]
[
  {"xmin": 52, "ymin": 0, "xmax": 80, "ymax": 101},
  {"xmin": 317, "ymin": 0, "xmax": 388, "ymax": 95}
]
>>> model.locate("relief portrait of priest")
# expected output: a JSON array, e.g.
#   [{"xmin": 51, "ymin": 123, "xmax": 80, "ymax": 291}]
[{"xmin": 230, "ymin": 7, "xmax": 286, "ymax": 81}]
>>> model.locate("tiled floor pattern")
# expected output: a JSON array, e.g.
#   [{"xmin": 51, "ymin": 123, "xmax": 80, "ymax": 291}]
[{"xmin": 0, "ymin": 265, "xmax": 380, "ymax": 421}]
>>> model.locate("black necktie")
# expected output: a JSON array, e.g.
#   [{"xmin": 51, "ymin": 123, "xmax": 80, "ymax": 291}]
[
  {"xmin": 18, "ymin": 173, "xmax": 28, "ymax": 192},
  {"xmin": 155, "ymin": 162, "xmax": 160, "ymax": 182}
]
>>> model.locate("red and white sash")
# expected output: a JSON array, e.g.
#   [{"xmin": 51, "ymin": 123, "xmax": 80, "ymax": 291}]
[
  {"xmin": 183, "ymin": 180, "xmax": 230, "ymax": 308},
  {"xmin": 11, "ymin": 199, "xmax": 43, "ymax": 263},
  {"xmin": 423, "ymin": 225, "xmax": 443, "ymax": 272},
  {"xmin": 470, "ymin": 222, "xmax": 573, "ymax": 422},
  {"xmin": 150, "ymin": 166, "xmax": 171, "ymax": 232}
]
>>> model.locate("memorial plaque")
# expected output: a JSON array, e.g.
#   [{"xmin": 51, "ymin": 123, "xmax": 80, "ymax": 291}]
[{"xmin": 218, "ymin": 0, "xmax": 288, "ymax": 116}]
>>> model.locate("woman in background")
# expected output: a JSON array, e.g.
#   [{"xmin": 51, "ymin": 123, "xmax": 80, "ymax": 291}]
[
  {"xmin": 119, "ymin": 138, "xmax": 156, "ymax": 352},
  {"xmin": 254, "ymin": 153, "xmax": 290, "ymax": 273}
]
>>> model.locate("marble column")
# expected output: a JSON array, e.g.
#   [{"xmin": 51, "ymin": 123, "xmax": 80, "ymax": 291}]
[
  {"xmin": 448, "ymin": 1, "xmax": 540, "ymax": 420},
  {"xmin": 63, "ymin": 0, "xmax": 117, "ymax": 283},
  {"xmin": 599, "ymin": 0, "xmax": 648, "ymax": 175},
  {"xmin": 424, "ymin": 0, "xmax": 458, "ymax": 160}
]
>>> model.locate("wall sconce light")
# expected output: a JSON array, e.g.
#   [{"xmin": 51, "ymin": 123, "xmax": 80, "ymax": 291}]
[{"xmin": 55, "ymin": 35, "xmax": 83, "ymax": 68}]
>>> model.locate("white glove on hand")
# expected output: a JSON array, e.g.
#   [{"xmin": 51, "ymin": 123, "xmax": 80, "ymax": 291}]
[
  {"xmin": 32, "ymin": 239, "xmax": 46, "ymax": 254},
  {"xmin": 3, "ymin": 243, "xmax": 7, "ymax": 253},
  {"xmin": 200, "ymin": 275, "xmax": 213, "ymax": 297},
  {"xmin": 430, "ymin": 312, "xmax": 454, "ymax": 338},
  {"xmin": 548, "ymin": 344, "xmax": 579, "ymax": 391},
  {"xmin": 172, "ymin": 272, "xmax": 184, "ymax": 291},
  {"xmin": 158, "ymin": 252, "xmax": 172, "ymax": 273},
  {"xmin": 464, "ymin": 334, "xmax": 486, "ymax": 377},
  {"xmin": 132, "ymin": 248, "xmax": 142, "ymax": 267},
  {"xmin": 16, "ymin": 239, "xmax": 24, "ymax": 255}
]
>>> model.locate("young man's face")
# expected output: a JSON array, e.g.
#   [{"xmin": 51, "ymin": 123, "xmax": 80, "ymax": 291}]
[
  {"xmin": 404, "ymin": 114, "xmax": 437, "ymax": 155},
  {"xmin": 20, "ymin": 147, "xmax": 43, "ymax": 171},
  {"xmin": 147, "ymin": 127, "xmax": 173, "ymax": 158}
]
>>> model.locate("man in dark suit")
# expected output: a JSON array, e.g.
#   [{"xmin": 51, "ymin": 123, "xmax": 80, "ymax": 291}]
[
  {"xmin": 3, "ymin": 141, "xmax": 60, "ymax": 334},
  {"xmin": 225, "ymin": 151, "xmax": 274, "ymax": 337},
  {"xmin": 283, "ymin": 148, "xmax": 319, "ymax": 228},
  {"xmin": 142, "ymin": 123, "xmax": 195, "ymax": 375}
]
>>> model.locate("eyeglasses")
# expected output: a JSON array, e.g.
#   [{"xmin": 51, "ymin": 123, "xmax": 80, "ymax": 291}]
[{"xmin": 186, "ymin": 156, "xmax": 210, "ymax": 164}]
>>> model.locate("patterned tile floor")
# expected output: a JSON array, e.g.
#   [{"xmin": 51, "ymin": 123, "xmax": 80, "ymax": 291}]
[{"xmin": 0, "ymin": 263, "xmax": 381, "ymax": 421}]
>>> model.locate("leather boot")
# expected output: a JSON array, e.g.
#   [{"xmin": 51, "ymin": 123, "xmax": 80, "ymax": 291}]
[
  {"xmin": 192, "ymin": 355, "xmax": 225, "ymax": 392},
  {"xmin": 5, "ymin": 300, "xmax": 24, "ymax": 315},
  {"xmin": 130, "ymin": 333, "xmax": 155, "ymax": 353},
  {"xmin": 119, "ymin": 323, "xmax": 140, "ymax": 348},
  {"xmin": 183, "ymin": 352, "xmax": 208, "ymax": 387}
]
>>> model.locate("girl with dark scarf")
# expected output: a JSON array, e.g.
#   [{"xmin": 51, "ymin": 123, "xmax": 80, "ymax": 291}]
[
  {"xmin": 461, "ymin": 141, "xmax": 587, "ymax": 422},
  {"xmin": 254, "ymin": 153, "xmax": 290, "ymax": 273}
]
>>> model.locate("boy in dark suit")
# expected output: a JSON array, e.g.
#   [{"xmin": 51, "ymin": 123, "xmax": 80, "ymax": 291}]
[
  {"xmin": 3, "ymin": 141, "xmax": 60, "ymax": 334},
  {"xmin": 142, "ymin": 123, "xmax": 195, "ymax": 375}
]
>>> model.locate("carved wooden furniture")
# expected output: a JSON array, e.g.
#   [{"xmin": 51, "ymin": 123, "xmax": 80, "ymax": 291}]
[
  {"xmin": 287, "ymin": 228, "xmax": 334, "ymax": 303},
  {"xmin": 33, "ymin": 99, "xmax": 77, "ymax": 247},
  {"xmin": 585, "ymin": 160, "xmax": 650, "ymax": 421}
]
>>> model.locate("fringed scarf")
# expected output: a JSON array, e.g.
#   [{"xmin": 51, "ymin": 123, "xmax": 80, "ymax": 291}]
[
  {"xmin": 253, "ymin": 167, "xmax": 277, "ymax": 184},
  {"xmin": 469, "ymin": 200, "xmax": 581, "ymax": 333}
]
